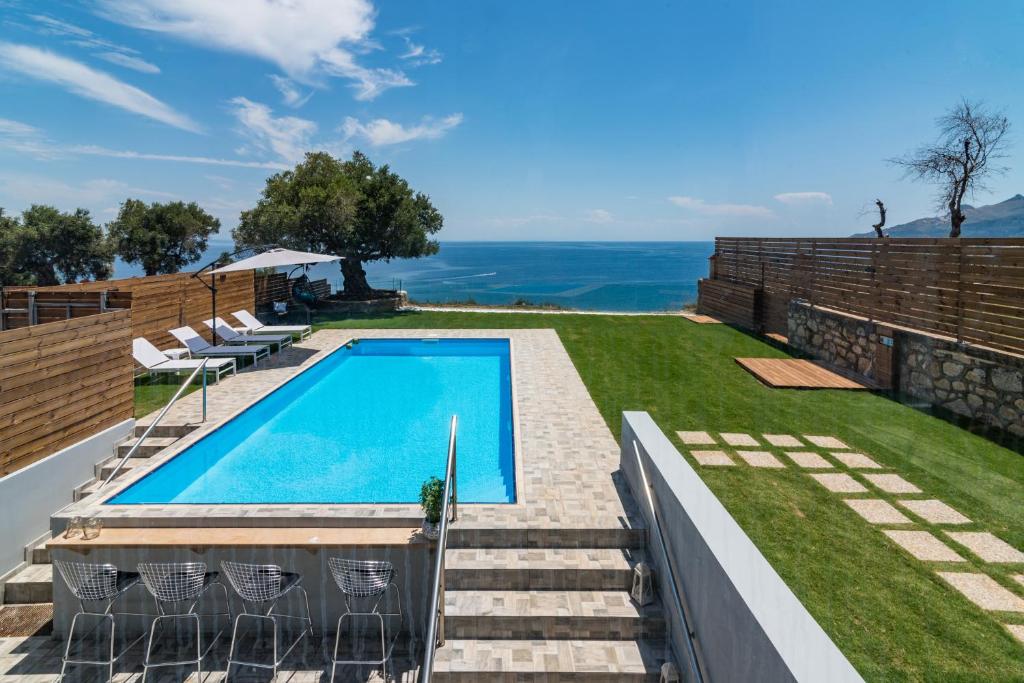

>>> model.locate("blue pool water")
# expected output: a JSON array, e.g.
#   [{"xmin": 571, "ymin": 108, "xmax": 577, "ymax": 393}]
[{"xmin": 108, "ymin": 339, "xmax": 515, "ymax": 505}]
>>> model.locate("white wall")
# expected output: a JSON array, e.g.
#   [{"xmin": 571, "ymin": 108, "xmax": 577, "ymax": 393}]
[{"xmin": 0, "ymin": 419, "xmax": 134, "ymax": 580}]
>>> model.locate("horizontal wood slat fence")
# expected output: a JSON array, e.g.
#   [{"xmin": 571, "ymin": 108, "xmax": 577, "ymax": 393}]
[
  {"xmin": 2, "ymin": 271, "xmax": 254, "ymax": 349},
  {"xmin": 702, "ymin": 237, "xmax": 1024, "ymax": 355},
  {"xmin": 0, "ymin": 309, "xmax": 134, "ymax": 475}
]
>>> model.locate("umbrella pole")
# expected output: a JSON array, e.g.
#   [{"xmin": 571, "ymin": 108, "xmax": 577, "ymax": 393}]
[{"xmin": 211, "ymin": 281, "xmax": 218, "ymax": 346}]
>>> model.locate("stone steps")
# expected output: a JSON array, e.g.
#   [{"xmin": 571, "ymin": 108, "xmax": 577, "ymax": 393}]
[
  {"xmin": 26, "ymin": 537, "xmax": 51, "ymax": 565},
  {"xmin": 115, "ymin": 436, "xmax": 181, "ymax": 459},
  {"xmin": 98, "ymin": 457, "xmax": 150, "ymax": 482},
  {"xmin": 450, "ymin": 527, "xmax": 644, "ymax": 550},
  {"xmin": 2, "ymin": 564, "xmax": 53, "ymax": 604},
  {"xmin": 446, "ymin": 548, "xmax": 638, "ymax": 591},
  {"xmin": 133, "ymin": 423, "xmax": 197, "ymax": 439},
  {"xmin": 444, "ymin": 590, "xmax": 664, "ymax": 640}
]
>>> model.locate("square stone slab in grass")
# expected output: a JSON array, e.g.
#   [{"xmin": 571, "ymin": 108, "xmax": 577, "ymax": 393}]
[
  {"xmin": 937, "ymin": 572, "xmax": 1024, "ymax": 613},
  {"xmin": 719, "ymin": 432, "xmax": 759, "ymax": 447},
  {"xmin": 803, "ymin": 435, "xmax": 850, "ymax": 449},
  {"xmin": 883, "ymin": 530, "xmax": 965, "ymax": 562},
  {"xmin": 690, "ymin": 450, "xmax": 735, "ymax": 466},
  {"xmin": 735, "ymin": 450, "xmax": 785, "ymax": 468},
  {"xmin": 785, "ymin": 451, "xmax": 833, "ymax": 469},
  {"xmin": 831, "ymin": 452, "xmax": 883, "ymax": 469},
  {"xmin": 863, "ymin": 473, "xmax": 922, "ymax": 494},
  {"xmin": 1014, "ymin": 575, "xmax": 1024, "ymax": 589},
  {"xmin": 1005, "ymin": 624, "xmax": 1024, "ymax": 645},
  {"xmin": 809, "ymin": 473, "xmax": 867, "ymax": 493},
  {"xmin": 945, "ymin": 532, "xmax": 1024, "ymax": 564},
  {"xmin": 844, "ymin": 499, "xmax": 913, "ymax": 525},
  {"xmin": 677, "ymin": 430, "xmax": 716, "ymax": 445},
  {"xmin": 897, "ymin": 499, "xmax": 972, "ymax": 525},
  {"xmin": 763, "ymin": 434, "xmax": 803, "ymax": 447}
]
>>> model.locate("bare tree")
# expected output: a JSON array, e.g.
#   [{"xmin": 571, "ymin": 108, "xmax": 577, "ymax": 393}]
[
  {"xmin": 872, "ymin": 199, "xmax": 886, "ymax": 238},
  {"xmin": 893, "ymin": 99, "xmax": 1010, "ymax": 237}
]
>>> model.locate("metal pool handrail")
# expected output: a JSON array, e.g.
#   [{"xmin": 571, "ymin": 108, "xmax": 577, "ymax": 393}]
[
  {"xmin": 633, "ymin": 439, "xmax": 707, "ymax": 683},
  {"xmin": 420, "ymin": 414, "xmax": 458, "ymax": 682},
  {"xmin": 100, "ymin": 359, "xmax": 209, "ymax": 489}
]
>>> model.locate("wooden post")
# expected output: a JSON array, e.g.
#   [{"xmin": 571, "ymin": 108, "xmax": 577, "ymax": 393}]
[
  {"xmin": 27, "ymin": 291, "xmax": 37, "ymax": 326},
  {"xmin": 955, "ymin": 241, "xmax": 965, "ymax": 345}
]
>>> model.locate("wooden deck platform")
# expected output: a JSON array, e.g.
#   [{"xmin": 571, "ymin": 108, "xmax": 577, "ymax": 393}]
[
  {"xmin": 735, "ymin": 357, "xmax": 869, "ymax": 390},
  {"xmin": 48, "ymin": 527, "xmax": 426, "ymax": 549},
  {"xmin": 681, "ymin": 312, "xmax": 722, "ymax": 324}
]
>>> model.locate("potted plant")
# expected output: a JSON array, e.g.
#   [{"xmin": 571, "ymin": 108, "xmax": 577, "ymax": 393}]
[{"xmin": 420, "ymin": 476, "xmax": 444, "ymax": 540}]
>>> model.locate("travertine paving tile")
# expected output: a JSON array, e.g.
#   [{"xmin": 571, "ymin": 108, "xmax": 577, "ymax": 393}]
[
  {"xmin": 785, "ymin": 451, "xmax": 833, "ymax": 469},
  {"xmin": 677, "ymin": 431, "xmax": 715, "ymax": 445},
  {"xmin": 937, "ymin": 572, "xmax": 1024, "ymax": 612},
  {"xmin": 809, "ymin": 473, "xmax": 867, "ymax": 493},
  {"xmin": 831, "ymin": 452, "xmax": 883, "ymax": 469},
  {"xmin": 1013, "ymin": 574, "xmax": 1024, "ymax": 589},
  {"xmin": 1005, "ymin": 623, "xmax": 1024, "ymax": 645},
  {"xmin": 719, "ymin": 432, "xmax": 759, "ymax": 447},
  {"xmin": 897, "ymin": 499, "xmax": 972, "ymax": 525},
  {"xmin": 735, "ymin": 450, "xmax": 785, "ymax": 468},
  {"xmin": 763, "ymin": 434, "xmax": 803, "ymax": 447},
  {"xmin": 843, "ymin": 499, "xmax": 913, "ymax": 525},
  {"xmin": 689, "ymin": 450, "xmax": 735, "ymax": 466},
  {"xmin": 863, "ymin": 473, "xmax": 922, "ymax": 494},
  {"xmin": 883, "ymin": 530, "xmax": 965, "ymax": 562},
  {"xmin": 945, "ymin": 532, "xmax": 1024, "ymax": 564},
  {"xmin": 803, "ymin": 435, "xmax": 850, "ymax": 449}
]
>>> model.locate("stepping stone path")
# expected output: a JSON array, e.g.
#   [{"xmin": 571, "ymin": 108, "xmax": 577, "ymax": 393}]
[
  {"xmin": 689, "ymin": 450, "xmax": 735, "ymax": 466},
  {"xmin": 844, "ymin": 499, "xmax": 913, "ymax": 525},
  {"xmin": 763, "ymin": 434, "xmax": 803, "ymax": 447},
  {"xmin": 720, "ymin": 432, "xmax": 759, "ymax": 447},
  {"xmin": 803, "ymin": 435, "xmax": 850, "ymax": 449},
  {"xmin": 735, "ymin": 450, "xmax": 785, "ymax": 468},
  {"xmin": 937, "ymin": 572, "xmax": 1024, "ymax": 613},
  {"xmin": 882, "ymin": 530, "xmax": 965, "ymax": 562},
  {"xmin": 945, "ymin": 532, "xmax": 1024, "ymax": 564},
  {"xmin": 831, "ymin": 452, "xmax": 883, "ymax": 469},
  {"xmin": 863, "ymin": 473, "xmax": 922, "ymax": 494},
  {"xmin": 677, "ymin": 430, "xmax": 716, "ymax": 445},
  {"xmin": 1014, "ymin": 575, "xmax": 1024, "ymax": 589},
  {"xmin": 809, "ymin": 473, "xmax": 867, "ymax": 493},
  {"xmin": 896, "ymin": 499, "xmax": 971, "ymax": 525},
  {"xmin": 785, "ymin": 451, "xmax": 833, "ymax": 469},
  {"xmin": 1006, "ymin": 624, "xmax": 1024, "ymax": 645}
]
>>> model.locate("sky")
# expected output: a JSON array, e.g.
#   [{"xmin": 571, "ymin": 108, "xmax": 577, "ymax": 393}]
[{"xmin": 1, "ymin": 0, "xmax": 1023, "ymax": 243}]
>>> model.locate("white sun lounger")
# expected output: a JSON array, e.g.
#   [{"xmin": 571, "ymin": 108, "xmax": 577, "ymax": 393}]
[
  {"xmin": 169, "ymin": 326, "xmax": 270, "ymax": 366},
  {"xmin": 132, "ymin": 338, "xmax": 236, "ymax": 383},
  {"xmin": 202, "ymin": 317, "xmax": 292, "ymax": 353},
  {"xmin": 231, "ymin": 309, "xmax": 312, "ymax": 340}
]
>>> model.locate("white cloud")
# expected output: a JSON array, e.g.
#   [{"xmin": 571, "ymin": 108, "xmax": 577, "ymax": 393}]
[
  {"xmin": 774, "ymin": 191, "xmax": 833, "ymax": 205},
  {"xmin": 71, "ymin": 145, "xmax": 288, "ymax": 169},
  {"xmin": 0, "ymin": 174, "xmax": 174, "ymax": 207},
  {"xmin": 269, "ymin": 75, "xmax": 313, "ymax": 108},
  {"xmin": 342, "ymin": 113, "xmax": 463, "ymax": 146},
  {"xmin": 667, "ymin": 196, "xmax": 773, "ymax": 217},
  {"xmin": 399, "ymin": 36, "xmax": 442, "ymax": 67},
  {"xmin": 96, "ymin": 0, "xmax": 413, "ymax": 100},
  {"xmin": 28, "ymin": 14, "xmax": 160, "ymax": 74},
  {"xmin": 585, "ymin": 209, "xmax": 614, "ymax": 224},
  {"xmin": 0, "ymin": 42, "xmax": 198, "ymax": 132},
  {"xmin": 229, "ymin": 97, "xmax": 318, "ymax": 163},
  {"xmin": 96, "ymin": 51, "xmax": 160, "ymax": 74}
]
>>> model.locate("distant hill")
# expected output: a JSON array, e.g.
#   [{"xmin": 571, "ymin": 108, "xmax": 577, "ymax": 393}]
[{"xmin": 852, "ymin": 195, "xmax": 1024, "ymax": 238}]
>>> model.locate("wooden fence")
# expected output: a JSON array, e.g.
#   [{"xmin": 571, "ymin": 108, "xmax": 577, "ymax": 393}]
[
  {"xmin": 3, "ymin": 271, "xmax": 254, "ymax": 349},
  {"xmin": 703, "ymin": 237, "xmax": 1024, "ymax": 355},
  {"xmin": 0, "ymin": 310, "xmax": 134, "ymax": 475}
]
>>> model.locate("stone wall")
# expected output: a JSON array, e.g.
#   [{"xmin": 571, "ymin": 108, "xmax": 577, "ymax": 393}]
[{"xmin": 788, "ymin": 301, "xmax": 1024, "ymax": 438}]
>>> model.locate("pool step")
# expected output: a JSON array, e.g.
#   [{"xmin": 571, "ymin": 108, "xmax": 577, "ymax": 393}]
[
  {"xmin": 446, "ymin": 548, "xmax": 639, "ymax": 591},
  {"xmin": 2, "ymin": 564, "xmax": 53, "ymax": 604},
  {"xmin": 97, "ymin": 457, "xmax": 149, "ymax": 482},
  {"xmin": 450, "ymin": 527, "xmax": 645, "ymax": 550},
  {"xmin": 445, "ymin": 590, "xmax": 664, "ymax": 640},
  {"xmin": 133, "ymin": 423, "xmax": 198, "ymax": 439},
  {"xmin": 115, "ymin": 436, "xmax": 182, "ymax": 459}
]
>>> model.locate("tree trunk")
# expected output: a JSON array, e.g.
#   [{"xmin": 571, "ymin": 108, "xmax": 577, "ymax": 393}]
[
  {"xmin": 949, "ymin": 203, "xmax": 965, "ymax": 238},
  {"xmin": 340, "ymin": 257, "xmax": 373, "ymax": 295}
]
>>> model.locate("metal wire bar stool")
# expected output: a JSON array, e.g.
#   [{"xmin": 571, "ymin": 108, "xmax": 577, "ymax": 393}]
[
  {"xmin": 327, "ymin": 558, "xmax": 402, "ymax": 683},
  {"xmin": 221, "ymin": 561, "xmax": 314, "ymax": 681},
  {"xmin": 54, "ymin": 561, "xmax": 147, "ymax": 683},
  {"xmin": 138, "ymin": 562, "xmax": 231, "ymax": 682}
]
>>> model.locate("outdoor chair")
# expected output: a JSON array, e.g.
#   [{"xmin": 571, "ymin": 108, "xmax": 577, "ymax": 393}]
[
  {"xmin": 327, "ymin": 558, "xmax": 402, "ymax": 683},
  {"xmin": 202, "ymin": 317, "xmax": 292, "ymax": 353},
  {"xmin": 54, "ymin": 560, "xmax": 146, "ymax": 683},
  {"xmin": 169, "ymin": 326, "xmax": 270, "ymax": 367},
  {"xmin": 221, "ymin": 561, "xmax": 314, "ymax": 681},
  {"xmin": 132, "ymin": 338, "xmax": 236, "ymax": 383},
  {"xmin": 231, "ymin": 309, "xmax": 312, "ymax": 340},
  {"xmin": 137, "ymin": 562, "xmax": 231, "ymax": 683}
]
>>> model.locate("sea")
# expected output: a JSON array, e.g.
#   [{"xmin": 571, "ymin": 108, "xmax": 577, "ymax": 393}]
[{"xmin": 114, "ymin": 241, "xmax": 714, "ymax": 313}]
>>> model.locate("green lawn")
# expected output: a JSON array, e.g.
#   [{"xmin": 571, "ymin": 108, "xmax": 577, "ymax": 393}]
[
  {"xmin": 314, "ymin": 310, "xmax": 1024, "ymax": 682},
  {"xmin": 134, "ymin": 374, "xmax": 202, "ymax": 417}
]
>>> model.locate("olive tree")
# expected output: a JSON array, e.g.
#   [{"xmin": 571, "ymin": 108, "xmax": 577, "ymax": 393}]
[{"xmin": 107, "ymin": 199, "xmax": 221, "ymax": 275}]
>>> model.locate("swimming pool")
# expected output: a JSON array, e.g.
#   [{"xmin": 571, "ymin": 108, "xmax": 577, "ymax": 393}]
[{"xmin": 108, "ymin": 338, "xmax": 515, "ymax": 505}]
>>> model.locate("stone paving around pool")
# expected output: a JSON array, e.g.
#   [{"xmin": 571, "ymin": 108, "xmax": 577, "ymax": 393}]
[{"xmin": 676, "ymin": 430, "xmax": 1024, "ymax": 648}]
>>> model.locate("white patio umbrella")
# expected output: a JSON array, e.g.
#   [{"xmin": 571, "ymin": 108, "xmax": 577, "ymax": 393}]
[{"xmin": 195, "ymin": 248, "xmax": 342, "ymax": 344}]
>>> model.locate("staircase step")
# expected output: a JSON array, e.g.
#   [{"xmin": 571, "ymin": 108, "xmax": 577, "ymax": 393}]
[
  {"xmin": 27, "ymin": 537, "xmax": 51, "ymax": 565},
  {"xmin": 99, "ymin": 457, "xmax": 149, "ymax": 481},
  {"xmin": 115, "ymin": 436, "xmax": 180, "ymax": 459},
  {"xmin": 3, "ymin": 564, "xmax": 53, "ymax": 604},
  {"xmin": 134, "ymin": 423, "xmax": 197, "ymax": 439},
  {"xmin": 450, "ymin": 527, "xmax": 645, "ymax": 549},
  {"xmin": 447, "ymin": 549, "xmax": 638, "ymax": 591},
  {"xmin": 445, "ymin": 590, "xmax": 664, "ymax": 640},
  {"xmin": 74, "ymin": 480, "xmax": 103, "ymax": 502},
  {"xmin": 431, "ymin": 638, "xmax": 667, "ymax": 681}
]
